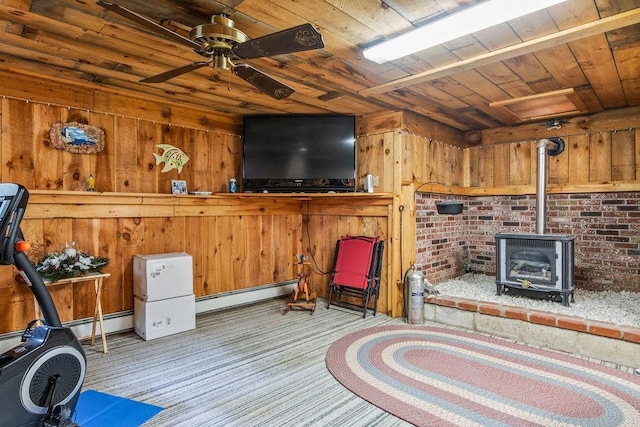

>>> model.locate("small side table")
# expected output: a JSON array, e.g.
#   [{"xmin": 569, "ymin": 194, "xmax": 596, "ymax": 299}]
[{"xmin": 37, "ymin": 273, "xmax": 110, "ymax": 353}]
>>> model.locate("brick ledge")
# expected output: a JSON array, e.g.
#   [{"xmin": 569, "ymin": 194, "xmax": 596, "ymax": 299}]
[{"xmin": 425, "ymin": 296, "xmax": 640, "ymax": 344}]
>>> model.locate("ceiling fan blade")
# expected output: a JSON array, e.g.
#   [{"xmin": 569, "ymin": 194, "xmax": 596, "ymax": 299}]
[
  {"xmin": 141, "ymin": 61, "xmax": 211, "ymax": 83},
  {"xmin": 232, "ymin": 64, "xmax": 294, "ymax": 99},
  {"xmin": 97, "ymin": 1, "xmax": 202, "ymax": 51},
  {"xmin": 232, "ymin": 23, "xmax": 324, "ymax": 59}
]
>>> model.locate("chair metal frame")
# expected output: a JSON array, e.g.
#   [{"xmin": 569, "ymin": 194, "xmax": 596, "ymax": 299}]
[{"xmin": 326, "ymin": 235, "xmax": 384, "ymax": 318}]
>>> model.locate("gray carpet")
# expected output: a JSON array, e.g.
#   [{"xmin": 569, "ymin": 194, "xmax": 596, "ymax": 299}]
[
  {"xmin": 82, "ymin": 298, "xmax": 413, "ymax": 427},
  {"xmin": 82, "ymin": 297, "xmax": 636, "ymax": 426}
]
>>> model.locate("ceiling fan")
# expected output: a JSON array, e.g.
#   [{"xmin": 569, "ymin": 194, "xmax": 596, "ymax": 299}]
[{"xmin": 96, "ymin": 1, "xmax": 325, "ymax": 99}]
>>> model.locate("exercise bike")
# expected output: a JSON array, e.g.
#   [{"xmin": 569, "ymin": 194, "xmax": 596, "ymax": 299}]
[{"xmin": 0, "ymin": 183, "xmax": 86, "ymax": 427}]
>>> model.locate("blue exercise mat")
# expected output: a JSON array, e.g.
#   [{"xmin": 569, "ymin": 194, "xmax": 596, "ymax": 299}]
[{"xmin": 74, "ymin": 389, "xmax": 163, "ymax": 427}]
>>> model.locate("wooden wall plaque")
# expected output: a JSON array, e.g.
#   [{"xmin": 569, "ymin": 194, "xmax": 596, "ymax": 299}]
[{"xmin": 50, "ymin": 122, "xmax": 105, "ymax": 154}]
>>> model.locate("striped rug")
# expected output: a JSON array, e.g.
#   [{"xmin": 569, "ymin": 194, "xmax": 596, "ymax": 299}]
[{"xmin": 326, "ymin": 325, "xmax": 640, "ymax": 426}]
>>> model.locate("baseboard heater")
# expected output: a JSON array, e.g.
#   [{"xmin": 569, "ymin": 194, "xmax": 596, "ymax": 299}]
[
  {"xmin": 195, "ymin": 280, "xmax": 297, "ymax": 314},
  {"xmin": 0, "ymin": 280, "xmax": 298, "ymax": 353}
]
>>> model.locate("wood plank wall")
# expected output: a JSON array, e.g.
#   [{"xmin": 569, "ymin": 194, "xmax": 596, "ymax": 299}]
[
  {"xmin": 468, "ymin": 107, "xmax": 640, "ymax": 192},
  {"xmin": 356, "ymin": 112, "xmax": 467, "ymax": 317},
  {"xmin": 465, "ymin": 128, "xmax": 640, "ymax": 190},
  {"xmin": 0, "ymin": 190, "xmax": 393, "ymax": 334},
  {"xmin": 1, "ymin": 194, "xmax": 306, "ymax": 333},
  {"xmin": 304, "ymin": 197, "xmax": 392, "ymax": 315},
  {"xmin": 0, "ymin": 98, "xmax": 241, "ymax": 194},
  {"xmin": 403, "ymin": 134, "xmax": 465, "ymax": 187},
  {"xmin": 0, "ymin": 78, "xmax": 395, "ymax": 334}
]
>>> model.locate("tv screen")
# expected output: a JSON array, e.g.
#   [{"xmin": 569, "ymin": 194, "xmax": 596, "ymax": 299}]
[{"xmin": 242, "ymin": 114, "xmax": 356, "ymax": 192}]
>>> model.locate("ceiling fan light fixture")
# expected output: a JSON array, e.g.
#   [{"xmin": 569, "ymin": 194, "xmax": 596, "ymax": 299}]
[
  {"xmin": 363, "ymin": 0, "xmax": 567, "ymax": 64},
  {"xmin": 97, "ymin": 2, "xmax": 323, "ymax": 99},
  {"xmin": 213, "ymin": 55, "xmax": 232, "ymax": 71},
  {"xmin": 190, "ymin": 15, "xmax": 249, "ymax": 50}
]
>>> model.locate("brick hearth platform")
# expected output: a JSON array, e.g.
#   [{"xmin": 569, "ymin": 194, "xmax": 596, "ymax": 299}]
[{"xmin": 425, "ymin": 295, "xmax": 640, "ymax": 369}]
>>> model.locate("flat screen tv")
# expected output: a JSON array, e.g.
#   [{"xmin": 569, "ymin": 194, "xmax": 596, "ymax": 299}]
[{"xmin": 242, "ymin": 114, "xmax": 356, "ymax": 192}]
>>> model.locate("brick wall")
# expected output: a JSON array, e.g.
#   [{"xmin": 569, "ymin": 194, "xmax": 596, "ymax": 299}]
[
  {"xmin": 416, "ymin": 192, "xmax": 640, "ymax": 292},
  {"xmin": 415, "ymin": 194, "xmax": 469, "ymax": 284}
]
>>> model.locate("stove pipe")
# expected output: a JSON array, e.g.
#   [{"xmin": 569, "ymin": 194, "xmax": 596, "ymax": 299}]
[{"xmin": 536, "ymin": 137, "xmax": 565, "ymax": 234}]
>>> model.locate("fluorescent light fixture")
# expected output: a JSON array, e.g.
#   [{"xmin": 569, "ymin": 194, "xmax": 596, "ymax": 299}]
[{"xmin": 363, "ymin": 0, "xmax": 567, "ymax": 64}]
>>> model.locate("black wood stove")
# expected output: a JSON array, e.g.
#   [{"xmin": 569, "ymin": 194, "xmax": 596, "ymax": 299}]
[
  {"xmin": 495, "ymin": 232, "xmax": 574, "ymax": 306},
  {"xmin": 495, "ymin": 138, "xmax": 575, "ymax": 306}
]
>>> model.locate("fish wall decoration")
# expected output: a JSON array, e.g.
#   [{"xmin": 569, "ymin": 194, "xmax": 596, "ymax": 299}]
[{"xmin": 154, "ymin": 144, "xmax": 190, "ymax": 173}]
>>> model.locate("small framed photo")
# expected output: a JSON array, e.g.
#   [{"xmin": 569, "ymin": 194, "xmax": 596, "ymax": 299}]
[{"xmin": 171, "ymin": 180, "xmax": 187, "ymax": 195}]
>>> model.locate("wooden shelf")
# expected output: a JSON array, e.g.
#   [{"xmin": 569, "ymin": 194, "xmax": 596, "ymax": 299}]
[
  {"xmin": 25, "ymin": 190, "xmax": 395, "ymax": 219},
  {"xmin": 408, "ymin": 181, "xmax": 640, "ymax": 197}
]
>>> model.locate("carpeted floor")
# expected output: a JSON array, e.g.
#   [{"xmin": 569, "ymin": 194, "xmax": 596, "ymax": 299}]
[
  {"xmin": 82, "ymin": 298, "xmax": 414, "ymax": 426},
  {"xmin": 326, "ymin": 325, "xmax": 640, "ymax": 426},
  {"xmin": 82, "ymin": 298, "xmax": 637, "ymax": 426}
]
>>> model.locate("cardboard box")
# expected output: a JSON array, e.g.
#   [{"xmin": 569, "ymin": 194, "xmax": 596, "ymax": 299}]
[
  {"xmin": 133, "ymin": 252, "xmax": 193, "ymax": 301},
  {"xmin": 134, "ymin": 294, "xmax": 196, "ymax": 341}
]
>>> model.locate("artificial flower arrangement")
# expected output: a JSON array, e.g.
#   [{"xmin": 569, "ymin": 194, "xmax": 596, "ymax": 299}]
[{"xmin": 34, "ymin": 243, "xmax": 109, "ymax": 282}]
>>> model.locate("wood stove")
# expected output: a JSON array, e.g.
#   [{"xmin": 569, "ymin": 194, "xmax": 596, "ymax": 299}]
[
  {"xmin": 495, "ymin": 138, "xmax": 575, "ymax": 306},
  {"xmin": 495, "ymin": 232, "xmax": 574, "ymax": 306}
]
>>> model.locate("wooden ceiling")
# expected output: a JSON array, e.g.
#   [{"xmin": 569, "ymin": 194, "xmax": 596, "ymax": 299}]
[{"xmin": 1, "ymin": 0, "xmax": 638, "ymax": 132}]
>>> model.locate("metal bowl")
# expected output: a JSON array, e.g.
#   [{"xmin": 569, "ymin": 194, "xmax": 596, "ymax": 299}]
[{"xmin": 436, "ymin": 201, "xmax": 463, "ymax": 215}]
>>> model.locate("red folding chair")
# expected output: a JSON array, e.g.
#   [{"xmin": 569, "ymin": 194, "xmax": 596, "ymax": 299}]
[{"xmin": 326, "ymin": 235, "xmax": 384, "ymax": 318}]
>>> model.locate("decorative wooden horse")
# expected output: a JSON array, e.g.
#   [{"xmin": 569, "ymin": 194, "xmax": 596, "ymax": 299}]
[{"xmin": 284, "ymin": 256, "xmax": 316, "ymax": 314}]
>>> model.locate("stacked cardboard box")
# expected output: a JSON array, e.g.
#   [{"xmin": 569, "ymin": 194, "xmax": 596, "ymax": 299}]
[{"xmin": 133, "ymin": 252, "xmax": 195, "ymax": 340}]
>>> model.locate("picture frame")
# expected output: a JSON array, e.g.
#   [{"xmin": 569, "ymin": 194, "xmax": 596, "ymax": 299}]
[{"xmin": 171, "ymin": 180, "xmax": 187, "ymax": 195}]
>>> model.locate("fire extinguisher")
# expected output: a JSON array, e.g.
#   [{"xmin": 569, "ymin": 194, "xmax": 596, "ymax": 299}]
[{"xmin": 404, "ymin": 264, "xmax": 425, "ymax": 324}]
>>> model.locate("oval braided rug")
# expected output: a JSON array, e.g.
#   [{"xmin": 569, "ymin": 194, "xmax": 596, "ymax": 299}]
[{"xmin": 325, "ymin": 325, "xmax": 640, "ymax": 426}]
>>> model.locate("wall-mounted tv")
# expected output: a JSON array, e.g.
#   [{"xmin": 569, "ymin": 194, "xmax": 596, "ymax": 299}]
[{"xmin": 242, "ymin": 114, "xmax": 356, "ymax": 192}]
